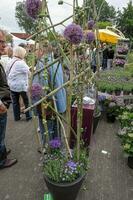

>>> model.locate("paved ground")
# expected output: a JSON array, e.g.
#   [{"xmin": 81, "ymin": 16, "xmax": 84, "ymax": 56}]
[{"xmin": 0, "ymin": 109, "xmax": 133, "ymax": 200}]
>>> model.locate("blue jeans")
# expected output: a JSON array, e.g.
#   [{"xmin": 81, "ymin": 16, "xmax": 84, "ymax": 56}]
[
  {"xmin": 11, "ymin": 91, "xmax": 31, "ymax": 121},
  {"xmin": 0, "ymin": 112, "xmax": 7, "ymax": 166},
  {"xmin": 38, "ymin": 116, "xmax": 58, "ymax": 146},
  {"xmin": 102, "ymin": 59, "xmax": 107, "ymax": 70}
]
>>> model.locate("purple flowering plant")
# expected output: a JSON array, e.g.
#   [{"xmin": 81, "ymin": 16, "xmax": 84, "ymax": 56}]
[
  {"xmin": 88, "ymin": 20, "xmax": 95, "ymax": 30},
  {"xmin": 115, "ymin": 58, "xmax": 126, "ymax": 66},
  {"xmin": 117, "ymin": 47, "xmax": 128, "ymax": 54},
  {"xmin": 64, "ymin": 23, "xmax": 83, "ymax": 45},
  {"xmin": 25, "ymin": 0, "xmax": 41, "ymax": 19},
  {"xmin": 49, "ymin": 138, "xmax": 61, "ymax": 149},
  {"xmin": 85, "ymin": 31, "xmax": 95, "ymax": 43},
  {"xmin": 43, "ymin": 138, "xmax": 88, "ymax": 183}
]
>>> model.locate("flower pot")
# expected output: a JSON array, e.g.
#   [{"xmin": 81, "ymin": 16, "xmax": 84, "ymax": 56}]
[
  {"xmin": 44, "ymin": 175, "xmax": 85, "ymax": 200},
  {"xmin": 115, "ymin": 90, "xmax": 121, "ymax": 96},
  {"xmin": 127, "ymin": 156, "xmax": 133, "ymax": 169},
  {"xmin": 93, "ymin": 112, "xmax": 101, "ymax": 134},
  {"xmin": 106, "ymin": 113, "xmax": 116, "ymax": 123}
]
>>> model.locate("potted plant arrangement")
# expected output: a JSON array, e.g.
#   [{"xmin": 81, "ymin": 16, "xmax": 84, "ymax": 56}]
[
  {"xmin": 117, "ymin": 105, "xmax": 133, "ymax": 168},
  {"xmin": 117, "ymin": 47, "xmax": 128, "ymax": 55},
  {"xmin": 41, "ymin": 20, "xmax": 93, "ymax": 200},
  {"xmin": 114, "ymin": 58, "xmax": 126, "ymax": 67},
  {"xmin": 43, "ymin": 138, "xmax": 88, "ymax": 200},
  {"xmin": 106, "ymin": 101, "xmax": 119, "ymax": 123},
  {"xmin": 24, "ymin": 0, "xmax": 98, "ymax": 200}
]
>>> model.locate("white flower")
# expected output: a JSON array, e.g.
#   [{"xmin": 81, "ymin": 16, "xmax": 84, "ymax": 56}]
[{"xmin": 118, "ymin": 127, "xmax": 128, "ymax": 136}]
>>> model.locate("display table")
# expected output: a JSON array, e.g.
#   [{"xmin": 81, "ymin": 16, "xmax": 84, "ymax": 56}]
[{"xmin": 70, "ymin": 104, "xmax": 95, "ymax": 148}]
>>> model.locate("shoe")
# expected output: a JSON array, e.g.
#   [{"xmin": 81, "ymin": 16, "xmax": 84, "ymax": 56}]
[
  {"xmin": 37, "ymin": 147, "xmax": 42, "ymax": 154},
  {"xmin": 26, "ymin": 117, "xmax": 32, "ymax": 121},
  {"xmin": 0, "ymin": 158, "xmax": 17, "ymax": 169},
  {"xmin": 37, "ymin": 127, "xmax": 40, "ymax": 133},
  {"xmin": 6, "ymin": 148, "xmax": 11, "ymax": 155},
  {"xmin": 37, "ymin": 147, "xmax": 46, "ymax": 154},
  {"xmin": 15, "ymin": 118, "xmax": 21, "ymax": 121}
]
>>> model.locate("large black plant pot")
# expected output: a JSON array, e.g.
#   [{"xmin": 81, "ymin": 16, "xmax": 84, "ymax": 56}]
[
  {"xmin": 127, "ymin": 156, "xmax": 133, "ymax": 169},
  {"xmin": 93, "ymin": 112, "xmax": 101, "ymax": 134},
  {"xmin": 106, "ymin": 113, "xmax": 116, "ymax": 123},
  {"xmin": 44, "ymin": 175, "xmax": 85, "ymax": 200}
]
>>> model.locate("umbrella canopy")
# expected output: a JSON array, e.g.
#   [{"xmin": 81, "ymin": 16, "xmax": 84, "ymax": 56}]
[
  {"xmin": 10, "ymin": 34, "xmax": 27, "ymax": 47},
  {"xmin": 97, "ymin": 29, "xmax": 124, "ymax": 44}
]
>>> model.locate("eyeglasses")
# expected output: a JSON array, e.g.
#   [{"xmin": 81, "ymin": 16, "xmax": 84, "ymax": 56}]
[{"xmin": 0, "ymin": 40, "xmax": 6, "ymax": 44}]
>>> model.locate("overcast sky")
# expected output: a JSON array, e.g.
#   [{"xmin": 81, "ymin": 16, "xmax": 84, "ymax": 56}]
[{"xmin": 0, "ymin": 0, "xmax": 131, "ymax": 33}]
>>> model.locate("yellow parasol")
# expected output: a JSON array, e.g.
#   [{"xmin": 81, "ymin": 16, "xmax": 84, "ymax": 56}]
[{"xmin": 97, "ymin": 29, "xmax": 124, "ymax": 44}]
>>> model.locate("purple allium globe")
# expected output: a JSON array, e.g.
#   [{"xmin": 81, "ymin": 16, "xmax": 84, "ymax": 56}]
[
  {"xmin": 88, "ymin": 20, "xmax": 95, "ymax": 29},
  {"xmin": 25, "ymin": 0, "xmax": 41, "ymax": 19},
  {"xmin": 85, "ymin": 31, "xmax": 95, "ymax": 43},
  {"xmin": 64, "ymin": 23, "xmax": 83, "ymax": 45},
  {"xmin": 49, "ymin": 138, "xmax": 61, "ymax": 149},
  {"xmin": 31, "ymin": 83, "xmax": 43, "ymax": 100}
]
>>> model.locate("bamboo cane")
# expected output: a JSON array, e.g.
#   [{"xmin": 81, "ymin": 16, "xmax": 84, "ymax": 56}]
[{"xmin": 24, "ymin": 67, "xmax": 95, "ymax": 113}]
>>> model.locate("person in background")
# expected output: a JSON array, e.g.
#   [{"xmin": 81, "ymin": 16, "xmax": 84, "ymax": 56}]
[
  {"xmin": 0, "ymin": 29, "xmax": 17, "ymax": 169},
  {"xmin": 90, "ymin": 45, "xmax": 97, "ymax": 73},
  {"xmin": 102, "ymin": 43, "xmax": 108, "ymax": 70},
  {"xmin": 6, "ymin": 46, "xmax": 32, "ymax": 121},
  {"xmin": 32, "ymin": 45, "xmax": 66, "ymax": 151},
  {"xmin": 0, "ymin": 46, "xmax": 13, "ymax": 70},
  {"xmin": 107, "ymin": 45, "xmax": 114, "ymax": 69}
]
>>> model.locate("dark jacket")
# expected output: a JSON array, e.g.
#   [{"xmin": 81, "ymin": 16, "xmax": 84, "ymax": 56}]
[
  {"xmin": 108, "ymin": 49, "xmax": 114, "ymax": 59},
  {"xmin": 0, "ymin": 64, "xmax": 11, "ymax": 108}
]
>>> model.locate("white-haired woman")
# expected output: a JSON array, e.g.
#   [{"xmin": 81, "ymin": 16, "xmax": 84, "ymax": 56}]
[{"xmin": 6, "ymin": 46, "xmax": 31, "ymax": 121}]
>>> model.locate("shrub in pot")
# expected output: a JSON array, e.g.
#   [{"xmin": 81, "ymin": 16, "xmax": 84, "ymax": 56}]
[{"xmin": 106, "ymin": 101, "xmax": 118, "ymax": 123}]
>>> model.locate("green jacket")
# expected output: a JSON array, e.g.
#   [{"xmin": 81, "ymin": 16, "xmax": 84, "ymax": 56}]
[{"xmin": 0, "ymin": 63, "xmax": 11, "ymax": 107}]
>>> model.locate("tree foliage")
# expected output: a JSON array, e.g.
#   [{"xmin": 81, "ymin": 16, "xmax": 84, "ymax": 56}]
[
  {"xmin": 97, "ymin": 21, "xmax": 112, "ymax": 29},
  {"xmin": 116, "ymin": 1, "xmax": 133, "ymax": 39},
  {"xmin": 85, "ymin": 0, "xmax": 116, "ymax": 21},
  {"xmin": 15, "ymin": 1, "xmax": 38, "ymax": 34}
]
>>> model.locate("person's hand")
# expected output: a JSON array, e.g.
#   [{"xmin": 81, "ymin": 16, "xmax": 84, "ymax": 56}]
[{"xmin": 0, "ymin": 103, "xmax": 7, "ymax": 114}]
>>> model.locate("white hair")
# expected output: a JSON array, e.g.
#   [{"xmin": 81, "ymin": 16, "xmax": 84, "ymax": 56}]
[{"xmin": 13, "ymin": 46, "xmax": 26, "ymax": 59}]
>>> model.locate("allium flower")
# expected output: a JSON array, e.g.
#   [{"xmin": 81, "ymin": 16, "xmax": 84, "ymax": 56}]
[
  {"xmin": 49, "ymin": 138, "xmax": 61, "ymax": 149},
  {"xmin": 31, "ymin": 83, "xmax": 43, "ymax": 100},
  {"xmin": 25, "ymin": 0, "xmax": 41, "ymax": 19},
  {"xmin": 85, "ymin": 31, "xmax": 95, "ymax": 43},
  {"xmin": 66, "ymin": 161, "xmax": 77, "ymax": 170},
  {"xmin": 64, "ymin": 23, "xmax": 83, "ymax": 45},
  {"xmin": 88, "ymin": 20, "xmax": 95, "ymax": 29}
]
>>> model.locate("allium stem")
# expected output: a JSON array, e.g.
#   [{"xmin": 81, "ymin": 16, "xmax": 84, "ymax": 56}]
[{"xmin": 66, "ymin": 44, "xmax": 74, "ymax": 142}]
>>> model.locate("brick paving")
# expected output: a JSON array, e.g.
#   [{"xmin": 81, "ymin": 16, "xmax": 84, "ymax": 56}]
[{"xmin": 0, "ymin": 109, "xmax": 133, "ymax": 200}]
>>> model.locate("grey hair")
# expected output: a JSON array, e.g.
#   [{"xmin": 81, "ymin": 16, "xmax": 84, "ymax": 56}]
[{"xmin": 13, "ymin": 46, "xmax": 26, "ymax": 59}]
